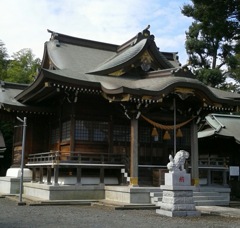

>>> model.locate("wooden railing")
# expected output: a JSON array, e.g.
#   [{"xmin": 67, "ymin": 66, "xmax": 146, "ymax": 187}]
[
  {"xmin": 27, "ymin": 151, "xmax": 125, "ymax": 165},
  {"xmin": 198, "ymin": 155, "xmax": 229, "ymax": 167}
]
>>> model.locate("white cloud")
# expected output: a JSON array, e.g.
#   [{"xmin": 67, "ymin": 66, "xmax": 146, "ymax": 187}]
[{"xmin": 0, "ymin": 0, "xmax": 192, "ymax": 64}]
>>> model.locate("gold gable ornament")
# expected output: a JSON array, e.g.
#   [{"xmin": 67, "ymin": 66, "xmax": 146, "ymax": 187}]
[
  {"xmin": 109, "ymin": 69, "xmax": 125, "ymax": 76},
  {"xmin": 140, "ymin": 51, "xmax": 153, "ymax": 72}
]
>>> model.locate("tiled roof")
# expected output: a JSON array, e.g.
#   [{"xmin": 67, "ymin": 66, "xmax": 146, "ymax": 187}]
[{"xmin": 198, "ymin": 114, "xmax": 240, "ymax": 143}]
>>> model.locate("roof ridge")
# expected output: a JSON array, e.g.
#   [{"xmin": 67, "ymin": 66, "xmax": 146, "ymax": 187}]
[
  {"xmin": 47, "ymin": 29, "xmax": 118, "ymax": 52},
  {"xmin": 117, "ymin": 25, "xmax": 154, "ymax": 53}
]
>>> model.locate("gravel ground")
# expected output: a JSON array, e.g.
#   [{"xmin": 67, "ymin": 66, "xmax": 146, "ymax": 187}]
[{"xmin": 0, "ymin": 197, "xmax": 240, "ymax": 228}]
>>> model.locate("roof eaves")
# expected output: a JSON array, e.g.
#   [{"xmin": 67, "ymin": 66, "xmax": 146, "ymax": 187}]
[
  {"xmin": 205, "ymin": 115, "xmax": 222, "ymax": 132},
  {"xmin": 15, "ymin": 71, "xmax": 45, "ymax": 103}
]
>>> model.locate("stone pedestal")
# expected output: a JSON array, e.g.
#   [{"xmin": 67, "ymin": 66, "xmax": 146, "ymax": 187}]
[
  {"xmin": 156, "ymin": 172, "xmax": 200, "ymax": 217},
  {"xmin": 0, "ymin": 168, "xmax": 32, "ymax": 194}
]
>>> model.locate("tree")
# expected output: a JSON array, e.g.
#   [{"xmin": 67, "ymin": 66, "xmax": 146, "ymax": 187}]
[
  {"xmin": 0, "ymin": 40, "xmax": 8, "ymax": 81},
  {"xmin": 228, "ymin": 40, "xmax": 240, "ymax": 85},
  {"xmin": 6, "ymin": 49, "xmax": 41, "ymax": 84},
  {"xmin": 182, "ymin": 0, "xmax": 240, "ymax": 88}
]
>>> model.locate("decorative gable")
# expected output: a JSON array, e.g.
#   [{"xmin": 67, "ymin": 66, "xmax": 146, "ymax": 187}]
[{"xmin": 88, "ymin": 26, "xmax": 176, "ymax": 77}]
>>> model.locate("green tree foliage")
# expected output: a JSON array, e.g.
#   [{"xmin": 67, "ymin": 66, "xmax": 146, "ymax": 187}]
[
  {"xmin": 0, "ymin": 40, "xmax": 8, "ymax": 81},
  {"xmin": 228, "ymin": 40, "xmax": 240, "ymax": 85},
  {"xmin": 0, "ymin": 43, "xmax": 41, "ymax": 173},
  {"xmin": 182, "ymin": 0, "xmax": 240, "ymax": 88},
  {"xmin": 6, "ymin": 49, "xmax": 41, "ymax": 84}
]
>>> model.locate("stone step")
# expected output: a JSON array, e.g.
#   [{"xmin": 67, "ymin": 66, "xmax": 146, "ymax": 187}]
[
  {"xmin": 230, "ymin": 201, "xmax": 240, "ymax": 207},
  {"xmin": 193, "ymin": 196, "xmax": 225, "ymax": 201},
  {"xmin": 151, "ymin": 196, "xmax": 162, "ymax": 204},
  {"xmin": 156, "ymin": 199, "xmax": 229, "ymax": 207},
  {"xmin": 151, "ymin": 191, "xmax": 220, "ymax": 197},
  {"xmin": 194, "ymin": 200, "xmax": 229, "ymax": 206},
  {"xmin": 150, "ymin": 192, "xmax": 162, "ymax": 197},
  {"xmin": 193, "ymin": 192, "xmax": 220, "ymax": 197},
  {"xmin": 150, "ymin": 190, "xmax": 229, "ymax": 207}
]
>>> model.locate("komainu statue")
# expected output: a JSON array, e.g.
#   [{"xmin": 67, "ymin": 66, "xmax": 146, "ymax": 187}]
[{"xmin": 167, "ymin": 150, "xmax": 189, "ymax": 173}]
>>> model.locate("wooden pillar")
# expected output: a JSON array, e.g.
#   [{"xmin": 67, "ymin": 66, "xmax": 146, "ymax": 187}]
[
  {"xmin": 108, "ymin": 117, "xmax": 113, "ymax": 154},
  {"xmin": 223, "ymin": 170, "xmax": 228, "ymax": 186},
  {"xmin": 39, "ymin": 167, "xmax": 43, "ymax": 183},
  {"xmin": 190, "ymin": 121, "xmax": 199, "ymax": 186},
  {"xmin": 53, "ymin": 165, "xmax": 59, "ymax": 186},
  {"xmin": 207, "ymin": 169, "xmax": 211, "ymax": 185},
  {"xmin": 31, "ymin": 168, "xmax": 36, "ymax": 183},
  {"xmin": 130, "ymin": 119, "xmax": 138, "ymax": 186},
  {"xmin": 47, "ymin": 167, "xmax": 52, "ymax": 185},
  {"xmin": 70, "ymin": 107, "xmax": 75, "ymax": 152},
  {"xmin": 100, "ymin": 167, "xmax": 104, "ymax": 185},
  {"xmin": 76, "ymin": 167, "xmax": 82, "ymax": 185}
]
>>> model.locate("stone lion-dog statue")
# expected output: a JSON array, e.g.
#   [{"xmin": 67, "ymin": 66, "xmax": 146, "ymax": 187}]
[{"xmin": 167, "ymin": 150, "xmax": 189, "ymax": 173}]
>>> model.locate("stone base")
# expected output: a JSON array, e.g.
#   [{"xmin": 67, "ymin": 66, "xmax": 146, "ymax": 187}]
[
  {"xmin": 156, "ymin": 209, "xmax": 200, "ymax": 217},
  {"xmin": 156, "ymin": 186, "xmax": 201, "ymax": 217},
  {"xmin": 0, "ymin": 168, "xmax": 32, "ymax": 194},
  {"xmin": 0, "ymin": 176, "xmax": 31, "ymax": 194},
  {"xmin": 24, "ymin": 182, "xmax": 105, "ymax": 200},
  {"xmin": 105, "ymin": 186, "xmax": 162, "ymax": 204},
  {"xmin": 156, "ymin": 172, "xmax": 200, "ymax": 217}
]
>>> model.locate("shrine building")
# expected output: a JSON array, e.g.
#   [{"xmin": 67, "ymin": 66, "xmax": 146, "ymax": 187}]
[{"xmin": 0, "ymin": 26, "xmax": 240, "ymax": 204}]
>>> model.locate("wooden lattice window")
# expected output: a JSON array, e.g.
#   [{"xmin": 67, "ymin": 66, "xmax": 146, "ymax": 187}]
[
  {"xmin": 139, "ymin": 126, "xmax": 151, "ymax": 143},
  {"xmin": 61, "ymin": 120, "xmax": 71, "ymax": 141},
  {"xmin": 75, "ymin": 120, "xmax": 108, "ymax": 142},
  {"xmin": 50, "ymin": 127, "xmax": 59, "ymax": 144},
  {"xmin": 166, "ymin": 128, "xmax": 190, "ymax": 146},
  {"xmin": 113, "ymin": 125, "xmax": 130, "ymax": 142}
]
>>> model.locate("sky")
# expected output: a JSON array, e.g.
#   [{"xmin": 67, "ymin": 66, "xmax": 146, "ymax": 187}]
[{"xmin": 0, "ymin": 0, "xmax": 192, "ymax": 65}]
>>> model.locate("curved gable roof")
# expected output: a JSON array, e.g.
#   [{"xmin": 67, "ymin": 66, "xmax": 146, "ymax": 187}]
[
  {"xmin": 46, "ymin": 27, "xmax": 176, "ymax": 77},
  {"xmin": 88, "ymin": 39, "xmax": 149, "ymax": 74},
  {"xmin": 88, "ymin": 37, "xmax": 174, "ymax": 75},
  {"xmin": 13, "ymin": 28, "xmax": 240, "ymax": 109}
]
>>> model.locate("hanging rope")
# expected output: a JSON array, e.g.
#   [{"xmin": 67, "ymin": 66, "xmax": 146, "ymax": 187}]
[{"xmin": 141, "ymin": 114, "xmax": 195, "ymax": 130}]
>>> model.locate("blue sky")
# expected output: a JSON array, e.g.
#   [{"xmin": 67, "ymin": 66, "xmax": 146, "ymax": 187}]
[{"xmin": 0, "ymin": 0, "xmax": 192, "ymax": 64}]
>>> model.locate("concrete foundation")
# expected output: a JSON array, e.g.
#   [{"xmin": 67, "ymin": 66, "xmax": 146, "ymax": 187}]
[
  {"xmin": 24, "ymin": 182, "xmax": 105, "ymax": 200},
  {"xmin": 0, "ymin": 176, "xmax": 31, "ymax": 194},
  {"xmin": 105, "ymin": 186, "xmax": 162, "ymax": 204},
  {"xmin": 0, "ymin": 168, "xmax": 32, "ymax": 194},
  {"xmin": 41, "ymin": 176, "xmax": 118, "ymax": 185},
  {"xmin": 0, "ymin": 171, "xmax": 231, "ymax": 206}
]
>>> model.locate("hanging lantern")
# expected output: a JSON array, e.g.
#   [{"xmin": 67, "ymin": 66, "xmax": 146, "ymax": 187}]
[
  {"xmin": 163, "ymin": 130, "xmax": 171, "ymax": 140},
  {"xmin": 151, "ymin": 127, "xmax": 159, "ymax": 137},
  {"xmin": 176, "ymin": 128, "xmax": 183, "ymax": 137}
]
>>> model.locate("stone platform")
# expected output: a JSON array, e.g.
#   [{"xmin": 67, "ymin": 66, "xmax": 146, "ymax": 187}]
[
  {"xmin": 0, "ymin": 168, "xmax": 32, "ymax": 194},
  {"xmin": 23, "ymin": 182, "xmax": 105, "ymax": 200},
  {"xmin": 105, "ymin": 186, "xmax": 162, "ymax": 204}
]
